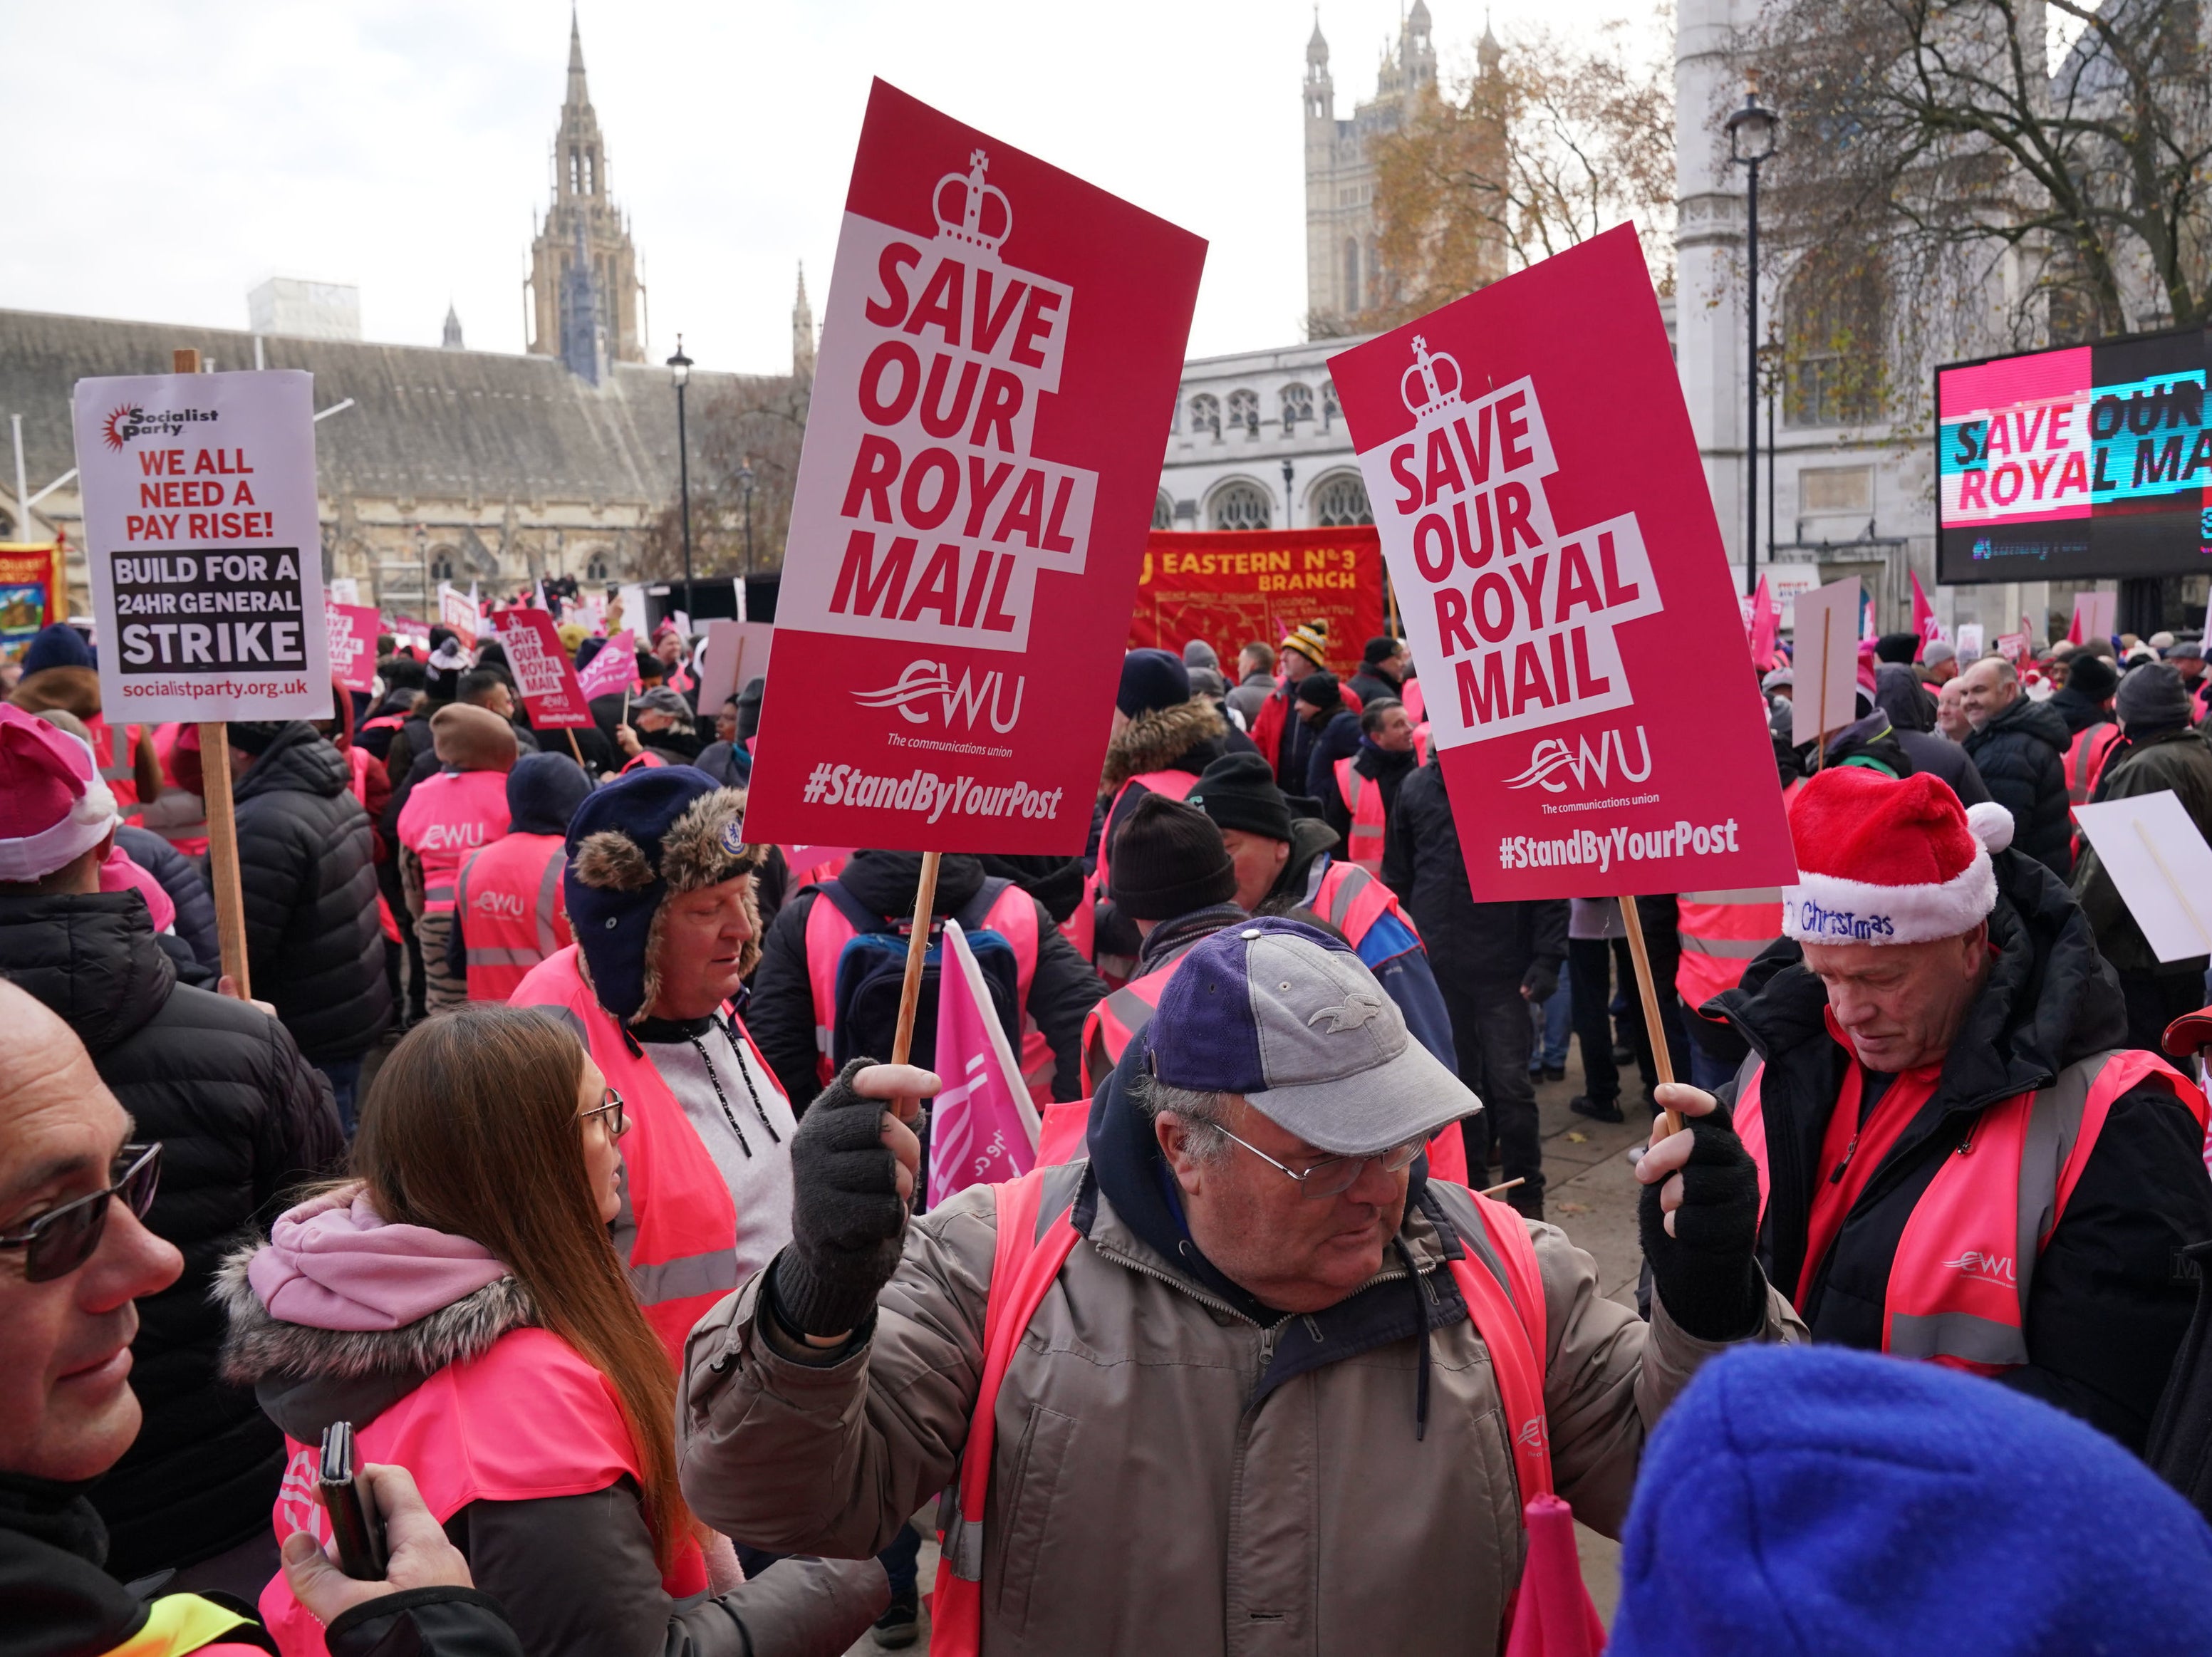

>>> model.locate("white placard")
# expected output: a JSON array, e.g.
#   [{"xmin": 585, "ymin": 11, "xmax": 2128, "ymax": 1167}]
[
  {"xmin": 2073, "ymin": 789, "xmax": 2212, "ymax": 963},
  {"xmin": 695, "ymin": 620, "xmax": 774, "ymax": 715},
  {"xmin": 71, "ymin": 370, "xmax": 332, "ymax": 722},
  {"xmin": 1790, "ymin": 576, "xmax": 1863, "ymax": 747},
  {"xmin": 1956, "ymin": 623, "xmax": 1984, "ymax": 660},
  {"xmin": 1728, "ymin": 563, "xmax": 1824, "ymax": 628},
  {"xmin": 327, "ymin": 576, "xmax": 360, "ymax": 606}
]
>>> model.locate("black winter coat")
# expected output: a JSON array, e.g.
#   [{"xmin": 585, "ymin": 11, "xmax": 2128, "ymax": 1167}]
[
  {"xmin": 748, "ymin": 851, "xmax": 1106, "ymax": 1110},
  {"xmin": 2075, "ymin": 727, "xmax": 2212, "ymax": 975},
  {"xmin": 1713, "ymin": 851, "xmax": 2212, "ymax": 1450},
  {"xmin": 1963, "ymin": 694, "xmax": 2074, "ymax": 878},
  {"xmin": 0, "ymin": 891, "xmax": 343, "ymax": 1576},
  {"xmin": 232, "ymin": 722, "xmax": 393, "ymax": 1060},
  {"xmin": 1378, "ymin": 755, "xmax": 1567, "ymax": 989}
]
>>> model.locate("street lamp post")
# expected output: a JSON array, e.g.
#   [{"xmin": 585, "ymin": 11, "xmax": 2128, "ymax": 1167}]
[
  {"xmin": 737, "ymin": 458, "xmax": 757, "ymax": 579},
  {"xmin": 667, "ymin": 337, "xmax": 695, "ymax": 625},
  {"xmin": 1281, "ymin": 458, "xmax": 1294, "ymax": 531},
  {"xmin": 1726, "ymin": 85, "xmax": 1778, "ymax": 599}
]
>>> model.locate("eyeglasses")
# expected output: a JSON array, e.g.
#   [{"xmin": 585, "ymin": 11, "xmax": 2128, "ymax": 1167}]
[
  {"xmin": 0, "ymin": 1143, "xmax": 162, "ymax": 1282},
  {"xmin": 1210, "ymin": 1122, "xmax": 1426, "ymax": 1200},
  {"xmin": 581, "ymin": 1087, "xmax": 629, "ymax": 1138}
]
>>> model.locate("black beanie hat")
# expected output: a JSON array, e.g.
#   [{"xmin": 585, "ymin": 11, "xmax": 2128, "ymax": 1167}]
[
  {"xmin": 2067, "ymin": 652, "xmax": 2118, "ymax": 703},
  {"xmin": 1108, "ymin": 792, "xmax": 1237, "ymax": 920},
  {"xmin": 1296, "ymin": 670, "xmax": 1341, "ymax": 711},
  {"xmin": 1874, "ymin": 631, "xmax": 1920, "ymax": 665},
  {"xmin": 1364, "ymin": 635, "xmax": 1401, "ymax": 665},
  {"xmin": 1188, "ymin": 751, "xmax": 1294, "ymax": 843},
  {"xmin": 2117, "ymin": 662, "xmax": 2193, "ymax": 736},
  {"xmin": 227, "ymin": 720, "xmax": 292, "ymax": 757},
  {"xmin": 1118, "ymin": 648, "xmax": 1191, "ymax": 717}
]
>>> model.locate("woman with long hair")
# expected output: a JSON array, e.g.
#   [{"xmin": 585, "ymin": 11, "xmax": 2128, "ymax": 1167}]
[{"xmin": 221, "ymin": 1004, "xmax": 885, "ymax": 1657}]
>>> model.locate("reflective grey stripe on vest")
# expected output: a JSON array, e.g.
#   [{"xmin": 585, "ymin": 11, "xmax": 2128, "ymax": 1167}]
[
  {"xmin": 532, "ymin": 846, "xmax": 563, "ymax": 957},
  {"xmin": 1103, "ymin": 982, "xmax": 1160, "ymax": 1043},
  {"xmin": 1680, "ymin": 888, "xmax": 1783, "ymax": 905},
  {"xmin": 1326, "ymin": 864, "xmax": 1374, "ymax": 930},
  {"xmin": 943, "ymin": 1160, "xmax": 1090, "ymax": 1585},
  {"xmin": 627, "ymin": 1247, "xmax": 742, "ymax": 1307},
  {"xmin": 466, "ymin": 947, "xmax": 546, "ymax": 967},
  {"xmin": 1679, "ymin": 935, "xmax": 1771, "ymax": 959},
  {"xmin": 424, "ymin": 885, "xmax": 456, "ymax": 903},
  {"xmin": 1889, "ymin": 1055, "xmax": 2107, "ymax": 1370},
  {"xmin": 463, "ymin": 848, "xmax": 564, "ymax": 970}
]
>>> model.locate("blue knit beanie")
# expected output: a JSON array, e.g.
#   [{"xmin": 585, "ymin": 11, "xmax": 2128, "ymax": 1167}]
[
  {"xmin": 1610, "ymin": 1344, "xmax": 2212, "ymax": 1657},
  {"xmin": 564, "ymin": 766, "xmax": 758, "ymax": 1022},
  {"xmin": 507, "ymin": 751, "xmax": 591, "ymax": 837},
  {"xmin": 1118, "ymin": 648, "xmax": 1190, "ymax": 718},
  {"xmin": 22, "ymin": 623, "xmax": 94, "ymax": 675}
]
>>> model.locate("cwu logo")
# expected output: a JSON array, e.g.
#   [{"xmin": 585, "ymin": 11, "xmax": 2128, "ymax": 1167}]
[
  {"xmin": 1502, "ymin": 724, "xmax": 1652, "ymax": 794},
  {"xmin": 854, "ymin": 658, "xmax": 1026, "ymax": 733}
]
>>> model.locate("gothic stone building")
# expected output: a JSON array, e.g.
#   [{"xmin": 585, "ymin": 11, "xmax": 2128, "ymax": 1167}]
[{"xmin": 1, "ymin": 17, "xmax": 809, "ymax": 621}]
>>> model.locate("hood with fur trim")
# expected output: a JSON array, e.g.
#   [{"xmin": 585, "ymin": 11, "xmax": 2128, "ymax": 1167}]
[{"xmin": 1097, "ymin": 697, "xmax": 1228, "ymax": 800}]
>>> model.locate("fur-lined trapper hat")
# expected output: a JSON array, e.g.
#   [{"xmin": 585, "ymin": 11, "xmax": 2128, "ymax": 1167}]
[{"xmin": 566, "ymin": 766, "xmax": 760, "ymax": 1022}]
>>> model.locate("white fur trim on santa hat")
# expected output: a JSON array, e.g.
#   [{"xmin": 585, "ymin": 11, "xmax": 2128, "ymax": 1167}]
[{"xmin": 1782, "ymin": 841, "xmax": 1997, "ymax": 947}]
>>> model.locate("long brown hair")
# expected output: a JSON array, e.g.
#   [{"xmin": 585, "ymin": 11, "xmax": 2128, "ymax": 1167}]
[{"xmin": 352, "ymin": 1004, "xmax": 694, "ymax": 1568}]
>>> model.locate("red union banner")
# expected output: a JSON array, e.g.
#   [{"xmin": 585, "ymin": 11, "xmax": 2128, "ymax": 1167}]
[
  {"xmin": 742, "ymin": 81, "xmax": 1205, "ymax": 851},
  {"xmin": 489, "ymin": 607, "xmax": 593, "ymax": 729},
  {"xmin": 1327, "ymin": 226, "xmax": 1794, "ymax": 900},
  {"xmin": 1126, "ymin": 529, "xmax": 1383, "ymax": 675}
]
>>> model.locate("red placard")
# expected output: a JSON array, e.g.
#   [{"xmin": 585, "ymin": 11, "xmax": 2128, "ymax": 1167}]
[
  {"xmin": 490, "ymin": 607, "xmax": 593, "ymax": 729},
  {"xmin": 326, "ymin": 602, "xmax": 381, "ymax": 693},
  {"xmin": 742, "ymin": 80, "xmax": 1205, "ymax": 851},
  {"xmin": 1127, "ymin": 529, "xmax": 1384, "ymax": 674},
  {"xmin": 1328, "ymin": 226, "xmax": 1795, "ymax": 900}
]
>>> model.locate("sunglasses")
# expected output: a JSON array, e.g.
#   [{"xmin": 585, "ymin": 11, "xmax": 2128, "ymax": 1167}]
[
  {"xmin": 581, "ymin": 1087, "xmax": 630, "ymax": 1138},
  {"xmin": 0, "ymin": 1143, "xmax": 162, "ymax": 1282}
]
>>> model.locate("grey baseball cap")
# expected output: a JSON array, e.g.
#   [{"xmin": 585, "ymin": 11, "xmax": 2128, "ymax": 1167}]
[{"xmin": 1147, "ymin": 917, "xmax": 1479, "ymax": 1156}]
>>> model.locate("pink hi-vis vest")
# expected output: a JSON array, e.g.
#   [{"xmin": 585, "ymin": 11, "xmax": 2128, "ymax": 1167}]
[
  {"xmin": 1334, "ymin": 757, "xmax": 1388, "ymax": 873},
  {"xmin": 802, "ymin": 880, "xmax": 1050, "ymax": 1104},
  {"xmin": 1307, "ymin": 858, "xmax": 1416, "ymax": 950},
  {"xmin": 456, "ymin": 831, "xmax": 572, "ymax": 1002},
  {"xmin": 1673, "ymin": 888, "xmax": 1785, "ymax": 1009},
  {"xmin": 1735, "ymin": 1047, "xmax": 2207, "ymax": 1374},
  {"xmin": 259, "ymin": 1327, "xmax": 707, "ymax": 1655},
  {"xmin": 397, "ymin": 769, "xmax": 512, "ymax": 915},
  {"xmin": 508, "ymin": 947, "xmax": 764, "ymax": 1361},
  {"xmin": 925, "ymin": 1166, "xmax": 1576, "ymax": 1656}
]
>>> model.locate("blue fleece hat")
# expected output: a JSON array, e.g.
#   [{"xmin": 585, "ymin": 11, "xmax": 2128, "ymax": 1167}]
[
  {"xmin": 507, "ymin": 751, "xmax": 592, "ymax": 837},
  {"xmin": 1117, "ymin": 648, "xmax": 1190, "ymax": 718},
  {"xmin": 564, "ymin": 766, "xmax": 759, "ymax": 1022},
  {"xmin": 1609, "ymin": 1344, "xmax": 2212, "ymax": 1657},
  {"xmin": 22, "ymin": 623, "xmax": 94, "ymax": 675}
]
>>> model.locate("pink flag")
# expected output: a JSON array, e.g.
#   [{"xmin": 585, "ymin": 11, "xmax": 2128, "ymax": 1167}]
[
  {"xmin": 576, "ymin": 629, "xmax": 637, "ymax": 700},
  {"xmin": 926, "ymin": 919, "xmax": 1041, "ymax": 1209},
  {"xmin": 1747, "ymin": 575, "xmax": 1778, "ymax": 667},
  {"xmin": 1910, "ymin": 571, "xmax": 1943, "ymax": 653}
]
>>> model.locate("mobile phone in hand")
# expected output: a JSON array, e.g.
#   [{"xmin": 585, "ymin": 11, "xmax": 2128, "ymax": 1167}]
[{"xmin": 318, "ymin": 1421, "xmax": 388, "ymax": 1581}]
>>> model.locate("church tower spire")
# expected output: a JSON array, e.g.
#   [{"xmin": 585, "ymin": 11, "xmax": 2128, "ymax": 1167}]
[
  {"xmin": 792, "ymin": 262, "xmax": 816, "ymax": 380},
  {"xmin": 526, "ymin": 9, "xmax": 645, "ymax": 373}
]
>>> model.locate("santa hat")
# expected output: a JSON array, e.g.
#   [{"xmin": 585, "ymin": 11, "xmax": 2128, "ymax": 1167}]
[
  {"xmin": 0, "ymin": 705, "xmax": 118, "ymax": 883},
  {"xmin": 1782, "ymin": 768, "xmax": 2015, "ymax": 946}
]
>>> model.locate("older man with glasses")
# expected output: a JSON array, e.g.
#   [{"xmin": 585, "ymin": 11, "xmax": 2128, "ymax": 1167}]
[
  {"xmin": 0, "ymin": 981, "xmax": 529, "ymax": 1657},
  {"xmin": 678, "ymin": 918, "xmax": 1802, "ymax": 1657}
]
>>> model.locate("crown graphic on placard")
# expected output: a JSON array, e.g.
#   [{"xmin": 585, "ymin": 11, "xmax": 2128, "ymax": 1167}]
[
  {"xmin": 934, "ymin": 149, "xmax": 1013, "ymax": 254},
  {"xmin": 1400, "ymin": 335, "xmax": 1464, "ymax": 419}
]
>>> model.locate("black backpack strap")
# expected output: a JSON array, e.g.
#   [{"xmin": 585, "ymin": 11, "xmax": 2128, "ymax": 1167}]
[
  {"xmin": 956, "ymin": 876, "xmax": 1014, "ymax": 932},
  {"xmin": 818, "ymin": 878, "xmax": 896, "ymax": 937}
]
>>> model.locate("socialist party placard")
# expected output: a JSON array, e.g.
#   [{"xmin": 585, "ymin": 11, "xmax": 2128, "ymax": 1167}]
[
  {"xmin": 73, "ymin": 370, "xmax": 332, "ymax": 722},
  {"xmin": 1329, "ymin": 226, "xmax": 1794, "ymax": 900},
  {"xmin": 742, "ymin": 80, "xmax": 1205, "ymax": 851}
]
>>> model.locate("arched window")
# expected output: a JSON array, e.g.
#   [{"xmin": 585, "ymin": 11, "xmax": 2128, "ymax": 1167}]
[
  {"xmin": 583, "ymin": 151, "xmax": 596, "ymax": 195},
  {"xmin": 1312, "ymin": 472, "xmax": 1374, "ymax": 526},
  {"xmin": 1281, "ymin": 383, "xmax": 1314, "ymax": 432},
  {"xmin": 1190, "ymin": 393, "xmax": 1221, "ymax": 439},
  {"xmin": 568, "ymin": 150, "xmax": 580, "ymax": 194},
  {"xmin": 1152, "ymin": 490, "xmax": 1175, "ymax": 531},
  {"xmin": 1322, "ymin": 381, "xmax": 1340, "ymax": 431},
  {"xmin": 1784, "ymin": 249, "xmax": 1888, "ymax": 428},
  {"xmin": 1227, "ymin": 389, "xmax": 1260, "ymax": 437},
  {"xmin": 429, "ymin": 550, "xmax": 457, "ymax": 583},
  {"xmin": 585, "ymin": 551, "xmax": 610, "ymax": 582},
  {"xmin": 1210, "ymin": 480, "xmax": 1272, "ymax": 531},
  {"xmin": 1344, "ymin": 239, "xmax": 1361, "ymax": 313}
]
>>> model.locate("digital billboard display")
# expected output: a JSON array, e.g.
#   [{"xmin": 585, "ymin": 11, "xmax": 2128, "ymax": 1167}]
[{"xmin": 1936, "ymin": 328, "xmax": 2212, "ymax": 583}]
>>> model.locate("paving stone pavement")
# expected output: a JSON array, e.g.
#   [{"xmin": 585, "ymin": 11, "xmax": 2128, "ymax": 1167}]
[{"xmin": 836, "ymin": 1043, "xmax": 1661, "ymax": 1653}]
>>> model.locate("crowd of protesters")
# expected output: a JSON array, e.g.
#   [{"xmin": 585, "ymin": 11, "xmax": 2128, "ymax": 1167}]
[{"xmin": 6, "ymin": 594, "xmax": 2212, "ymax": 1657}]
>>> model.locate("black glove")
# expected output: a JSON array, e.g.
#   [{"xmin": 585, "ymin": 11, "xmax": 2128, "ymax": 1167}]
[
  {"xmin": 772, "ymin": 1059, "xmax": 909, "ymax": 1338},
  {"xmin": 1638, "ymin": 1097, "xmax": 1765, "ymax": 1342},
  {"xmin": 1520, "ymin": 961, "xmax": 1559, "ymax": 1004}
]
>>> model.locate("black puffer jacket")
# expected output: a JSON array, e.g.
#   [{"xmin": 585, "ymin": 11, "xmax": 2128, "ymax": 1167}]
[
  {"xmin": 1378, "ymin": 753, "xmax": 1567, "ymax": 988},
  {"xmin": 1872, "ymin": 665, "xmax": 1990, "ymax": 806},
  {"xmin": 0, "ymin": 890, "xmax": 342, "ymax": 1577},
  {"xmin": 1963, "ymin": 693, "xmax": 2073, "ymax": 878},
  {"xmin": 232, "ymin": 722, "xmax": 393, "ymax": 1060},
  {"xmin": 1713, "ymin": 851, "xmax": 2212, "ymax": 1450},
  {"xmin": 114, "ymin": 823, "xmax": 219, "ymax": 975},
  {"xmin": 749, "ymin": 851, "xmax": 1106, "ymax": 1110}
]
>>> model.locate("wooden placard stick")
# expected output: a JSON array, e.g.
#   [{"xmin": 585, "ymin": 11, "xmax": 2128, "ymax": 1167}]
[
  {"xmin": 566, "ymin": 728, "xmax": 586, "ymax": 769},
  {"xmin": 1617, "ymin": 895, "xmax": 1681, "ymax": 1136},
  {"xmin": 170, "ymin": 348, "xmax": 254, "ymax": 998},
  {"xmin": 888, "ymin": 848, "xmax": 943, "ymax": 1123}
]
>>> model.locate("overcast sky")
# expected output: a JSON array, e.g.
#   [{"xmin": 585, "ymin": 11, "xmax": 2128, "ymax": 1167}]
[{"xmin": 4, "ymin": 0, "xmax": 1649, "ymax": 375}]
